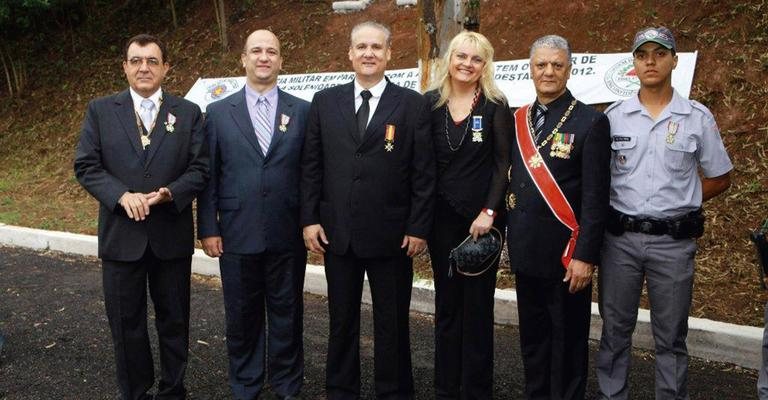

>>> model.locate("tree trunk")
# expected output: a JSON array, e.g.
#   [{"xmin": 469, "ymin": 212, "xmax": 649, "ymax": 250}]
[
  {"xmin": 67, "ymin": 12, "xmax": 76, "ymax": 54},
  {"xmin": 19, "ymin": 60, "xmax": 26, "ymax": 93},
  {"xmin": 10, "ymin": 55, "xmax": 20, "ymax": 94},
  {"xmin": 170, "ymin": 0, "xmax": 178, "ymax": 29},
  {"xmin": 213, "ymin": 0, "xmax": 228, "ymax": 52},
  {"xmin": 436, "ymin": 0, "xmax": 463, "ymax": 55},
  {"xmin": 417, "ymin": 0, "xmax": 438, "ymax": 92},
  {"xmin": 0, "ymin": 45, "xmax": 14, "ymax": 97},
  {"xmin": 418, "ymin": 0, "xmax": 479, "ymax": 91}
]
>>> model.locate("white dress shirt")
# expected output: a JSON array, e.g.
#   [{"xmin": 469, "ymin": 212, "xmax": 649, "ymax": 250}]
[{"xmin": 354, "ymin": 78, "xmax": 387, "ymax": 127}]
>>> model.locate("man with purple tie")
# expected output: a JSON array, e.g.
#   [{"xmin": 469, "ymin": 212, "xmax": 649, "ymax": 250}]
[{"xmin": 197, "ymin": 29, "xmax": 309, "ymax": 400}]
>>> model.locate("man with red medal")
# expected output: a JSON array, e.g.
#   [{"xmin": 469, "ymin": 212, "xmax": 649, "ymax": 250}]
[
  {"xmin": 300, "ymin": 21, "xmax": 435, "ymax": 399},
  {"xmin": 505, "ymin": 35, "xmax": 611, "ymax": 400}
]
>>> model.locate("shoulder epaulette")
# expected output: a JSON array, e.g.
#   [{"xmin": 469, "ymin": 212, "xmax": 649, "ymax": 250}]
[{"xmin": 688, "ymin": 99, "xmax": 714, "ymax": 118}]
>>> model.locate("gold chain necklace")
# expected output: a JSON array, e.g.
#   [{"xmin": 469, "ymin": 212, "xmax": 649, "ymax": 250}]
[
  {"xmin": 134, "ymin": 97, "xmax": 164, "ymax": 149},
  {"xmin": 526, "ymin": 99, "xmax": 577, "ymax": 150}
]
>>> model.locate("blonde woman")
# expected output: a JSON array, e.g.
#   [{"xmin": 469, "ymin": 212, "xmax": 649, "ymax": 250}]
[{"xmin": 424, "ymin": 31, "xmax": 511, "ymax": 399}]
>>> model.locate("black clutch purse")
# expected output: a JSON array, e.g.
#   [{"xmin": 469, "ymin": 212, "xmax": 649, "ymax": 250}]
[
  {"xmin": 448, "ymin": 227, "xmax": 502, "ymax": 277},
  {"xmin": 750, "ymin": 219, "xmax": 768, "ymax": 289}
]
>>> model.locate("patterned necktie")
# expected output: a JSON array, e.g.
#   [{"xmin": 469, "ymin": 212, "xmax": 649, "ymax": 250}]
[
  {"xmin": 254, "ymin": 96, "xmax": 272, "ymax": 155},
  {"xmin": 357, "ymin": 90, "xmax": 372, "ymax": 140},
  {"xmin": 140, "ymin": 99, "xmax": 155, "ymax": 131},
  {"xmin": 534, "ymin": 103, "xmax": 548, "ymax": 142}
]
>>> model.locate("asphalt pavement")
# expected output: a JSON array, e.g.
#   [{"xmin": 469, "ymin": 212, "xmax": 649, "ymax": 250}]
[{"xmin": 0, "ymin": 246, "xmax": 759, "ymax": 399}]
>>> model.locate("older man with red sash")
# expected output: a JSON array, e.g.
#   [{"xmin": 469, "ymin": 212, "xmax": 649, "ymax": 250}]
[{"xmin": 505, "ymin": 35, "xmax": 611, "ymax": 400}]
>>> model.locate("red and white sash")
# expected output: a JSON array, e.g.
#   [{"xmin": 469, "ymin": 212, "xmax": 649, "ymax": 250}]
[{"xmin": 515, "ymin": 104, "xmax": 579, "ymax": 269}]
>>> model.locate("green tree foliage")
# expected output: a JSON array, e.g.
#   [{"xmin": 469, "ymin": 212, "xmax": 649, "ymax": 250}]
[
  {"xmin": 0, "ymin": 0, "xmax": 86, "ymax": 96},
  {"xmin": 0, "ymin": 0, "xmax": 195, "ymax": 97}
]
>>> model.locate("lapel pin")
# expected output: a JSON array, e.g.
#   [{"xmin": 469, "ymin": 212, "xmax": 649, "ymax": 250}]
[
  {"xmin": 279, "ymin": 114, "xmax": 290, "ymax": 132},
  {"xmin": 164, "ymin": 113, "xmax": 176, "ymax": 133},
  {"xmin": 385, "ymin": 124, "xmax": 396, "ymax": 152}
]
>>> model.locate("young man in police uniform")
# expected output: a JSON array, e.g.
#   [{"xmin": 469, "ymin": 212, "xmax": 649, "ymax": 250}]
[{"xmin": 596, "ymin": 27, "xmax": 732, "ymax": 400}]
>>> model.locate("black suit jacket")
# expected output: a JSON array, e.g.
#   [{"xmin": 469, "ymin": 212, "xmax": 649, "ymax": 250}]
[
  {"xmin": 74, "ymin": 89, "xmax": 209, "ymax": 261},
  {"xmin": 300, "ymin": 80, "xmax": 436, "ymax": 258},
  {"xmin": 506, "ymin": 90, "xmax": 610, "ymax": 279},
  {"xmin": 197, "ymin": 88, "xmax": 310, "ymax": 254}
]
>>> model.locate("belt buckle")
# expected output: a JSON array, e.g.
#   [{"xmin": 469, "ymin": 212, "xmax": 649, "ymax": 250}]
[
  {"xmin": 640, "ymin": 221, "xmax": 653, "ymax": 233},
  {"xmin": 621, "ymin": 216, "xmax": 633, "ymax": 231}
]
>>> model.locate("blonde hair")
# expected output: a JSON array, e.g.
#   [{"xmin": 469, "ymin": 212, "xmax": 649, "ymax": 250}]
[{"xmin": 429, "ymin": 31, "xmax": 506, "ymax": 109}]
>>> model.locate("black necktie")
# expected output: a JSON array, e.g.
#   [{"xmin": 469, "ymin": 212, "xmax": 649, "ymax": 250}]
[
  {"xmin": 357, "ymin": 90, "xmax": 372, "ymax": 140},
  {"xmin": 534, "ymin": 103, "xmax": 548, "ymax": 140}
]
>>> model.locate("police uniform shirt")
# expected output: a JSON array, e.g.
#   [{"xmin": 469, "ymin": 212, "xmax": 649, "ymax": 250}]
[{"xmin": 605, "ymin": 89, "xmax": 733, "ymax": 219}]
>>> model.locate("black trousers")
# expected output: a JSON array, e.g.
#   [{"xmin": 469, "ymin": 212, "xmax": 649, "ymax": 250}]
[
  {"xmin": 219, "ymin": 248, "xmax": 306, "ymax": 400},
  {"xmin": 102, "ymin": 246, "xmax": 191, "ymax": 400},
  {"xmin": 515, "ymin": 273, "xmax": 591, "ymax": 400},
  {"xmin": 324, "ymin": 249, "xmax": 414, "ymax": 400},
  {"xmin": 428, "ymin": 199, "xmax": 500, "ymax": 400}
]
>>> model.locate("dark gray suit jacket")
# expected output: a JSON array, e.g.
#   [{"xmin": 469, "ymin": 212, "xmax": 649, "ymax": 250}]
[
  {"xmin": 74, "ymin": 89, "xmax": 209, "ymax": 261},
  {"xmin": 197, "ymin": 88, "xmax": 310, "ymax": 253}
]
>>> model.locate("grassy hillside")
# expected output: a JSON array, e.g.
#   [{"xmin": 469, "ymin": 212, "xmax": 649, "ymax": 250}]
[{"xmin": 0, "ymin": 0, "xmax": 766, "ymax": 325}]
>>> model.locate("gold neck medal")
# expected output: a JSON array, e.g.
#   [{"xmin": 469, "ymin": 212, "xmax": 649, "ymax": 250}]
[{"xmin": 135, "ymin": 97, "xmax": 164, "ymax": 149}]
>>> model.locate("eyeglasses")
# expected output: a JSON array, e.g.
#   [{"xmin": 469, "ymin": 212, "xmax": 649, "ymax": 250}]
[{"xmin": 126, "ymin": 57, "xmax": 162, "ymax": 67}]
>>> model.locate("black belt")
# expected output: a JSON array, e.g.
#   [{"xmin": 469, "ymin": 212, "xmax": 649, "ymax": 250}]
[
  {"xmin": 620, "ymin": 215, "xmax": 672, "ymax": 235},
  {"xmin": 607, "ymin": 208, "xmax": 704, "ymax": 239}
]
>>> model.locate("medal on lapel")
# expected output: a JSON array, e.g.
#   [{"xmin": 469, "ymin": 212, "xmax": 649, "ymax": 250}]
[
  {"xmin": 385, "ymin": 124, "xmax": 396, "ymax": 152},
  {"xmin": 471, "ymin": 115, "xmax": 483, "ymax": 143},
  {"xmin": 666, "ymin": 121, "xmax": 678, "ymax": 144},
  {"xmin": 279, "ymin": 114, "xmax": 290, "ymax": 132},
  {"xmin": 550, "ymin": 132, "xmax": 574, "ymax": 159},
  {"xmin": 164, "ymin": 113, "xmax": 176, "ymax": 133}
]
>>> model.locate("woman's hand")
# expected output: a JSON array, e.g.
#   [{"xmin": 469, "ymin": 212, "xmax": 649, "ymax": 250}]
[{"xmin": 469, "ymin": 212, "xmax": 494, "ymax": 240}]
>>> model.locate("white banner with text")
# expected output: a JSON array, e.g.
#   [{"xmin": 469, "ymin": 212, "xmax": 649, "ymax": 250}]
[{"xmin": 185, "ymin": 52, "xmax": 697, "ymax": 112}]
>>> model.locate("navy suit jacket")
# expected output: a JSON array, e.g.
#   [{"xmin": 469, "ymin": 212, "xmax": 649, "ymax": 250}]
[
  {"xmin": 197, "ymin": 87, "xmax": 310, "ymax": 254},
  {"xmin": 300, "ymin": 80, "xmax": 436, "ymax": 258},
  {"xmin": 74, "ymin": 89, "xmax": 210, "ymax": 262}
]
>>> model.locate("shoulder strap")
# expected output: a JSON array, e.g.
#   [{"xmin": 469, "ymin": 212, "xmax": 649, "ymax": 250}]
[{"xmin": 514, "ymin": 104, "xmax": 579, "ymax": 269}]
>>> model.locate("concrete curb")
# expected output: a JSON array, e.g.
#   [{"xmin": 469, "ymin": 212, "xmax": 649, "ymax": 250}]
[{"xmin": 0, "ymin": 223, "xmax": 761, "ymax": 369}]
